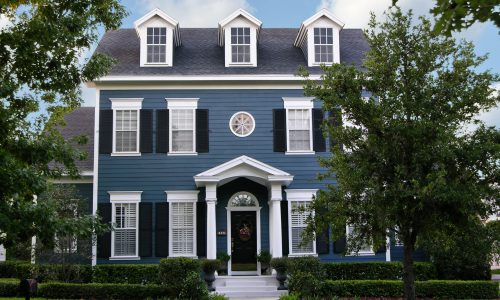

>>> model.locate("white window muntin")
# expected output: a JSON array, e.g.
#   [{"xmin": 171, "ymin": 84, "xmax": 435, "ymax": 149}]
[
  {"xmin": 146, "ymin": 27, "xmax": 167, "ymax": 64},
  {"xmin": 314, "ymin": 27, "xmax": 333, "ymax": 63},
  {"xmin": 286, "ymin": 189, "xmax": 318, "ymax": 256},
  {"xmin": 231, "ymin": 27, "xmax": 251, "ymax": 63},
  {"xmin": 166, "ymin": 191, "xmax": 199, "ymax": 257},
  {"xmin": 108, "ymin": 191, "xmax": 142, "ymax": 260},
  {"xmin": 166, "ymin": 98, "xmax": 198, "ymax": 155},
  {"xmin": 110, "ymin": 98, "xmax": 143, "ymax": 156},
  {"xmin": 346, "ymin": 225, "xmax": 375, "ymax": 256},
  {"xmin": 229, "ymin": 111, "xmax": 255, "ymax": 137},
  {"xmin": 283, "ymin": 98, "xmax": 314, "ymax": 154}
]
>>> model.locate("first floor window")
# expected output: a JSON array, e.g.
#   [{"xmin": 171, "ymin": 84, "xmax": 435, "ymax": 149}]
[
  {"xmin": 290, "ymin": 201, "xmax": 314, "ymax": 254},
  {"xmin": 171, "ymin": 109, "xmax": 195, "ymax": 152},
  {"xmin": 114, "ymin": 203, "xmax": 138, "ymax": 257},
  {"xmin": 347, "ymin": 225, "xmax": 373, "ymax": 254},
  {"xmin": 54, "ymin": 235, "xmax": 77, "ymax": 254},
  {"xmin": 115, "ymin": 110, "xmax": 139, "ymax": 152},
  {"xmin": 170, "ymin": 202, "xmax": 196, "ymax": 256},
  {"xmin": 287, "ymin": 109, "xmax": 312, "ymax": 151}
]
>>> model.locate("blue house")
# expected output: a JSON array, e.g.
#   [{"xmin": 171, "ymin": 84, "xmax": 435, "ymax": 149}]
[{"xmin": 59, "ymin": 8, "xmax": 417, "ymax": 274}]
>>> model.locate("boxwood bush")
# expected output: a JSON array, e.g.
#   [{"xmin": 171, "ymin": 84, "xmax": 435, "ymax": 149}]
[
  {"xmin": 0, "ymin": 262, "xmax": 92, "ymax": 282},
  {"xmin": 92, "ymin": 264, "xmax": 159, "ymax": 284},
  {"xmin": 0, "ymin": 278, "xmax": 19, "ymax": 297},
  {"xmin": 323, "ymin": 261, "xmax": 437, "ymax": 281}
]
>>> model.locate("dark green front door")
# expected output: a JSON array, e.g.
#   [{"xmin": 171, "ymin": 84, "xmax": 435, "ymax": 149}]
[{"xmin": 231, "ymin": 211, "xmax": 257, "ymax": 272}]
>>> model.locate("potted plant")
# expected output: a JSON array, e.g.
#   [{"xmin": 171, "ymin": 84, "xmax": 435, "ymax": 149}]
[
  {"xmin": 256, "ymin": 250, "xmax": 272, "ymax": 275},
  {"xmin": 201, "ymin": 259, "xmax": 221, "ymax": 291},
  {"xmin": 216, "ymin": 252, "xmax": 230, "ymax": 275},
  {"xmin": 270, "ymin": 257, "xmax": 288, "ymax": 290}
]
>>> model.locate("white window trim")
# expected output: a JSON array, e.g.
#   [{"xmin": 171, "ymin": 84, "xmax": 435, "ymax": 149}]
[
  {"xmin": 285, "ymin": 189, "xmax": 318, "ymax": 256},
  {"xmin": 345, "ymin": 225, "xmax": 375, "ymax": 256},
  {"xmin": 166, "ymin": 98, "xmax": 199, "ymax": 155},
  {"xmin": 110, "ymin": 98, "xmax": 143, "ymax": 156},
  {"xmin": 229, "ymin": 111, "xmax": 255, "ymax": 137},
  {"xmin": 108, "ymin": 191, "xmax": 142, "ymax": 260},
  {"xmin": 283, "ymin": 98, "xmax": 315, "ymax": 155},
  {"xmin": 165, "ymin": 190, "xmax": 199, "ymax": 258}
]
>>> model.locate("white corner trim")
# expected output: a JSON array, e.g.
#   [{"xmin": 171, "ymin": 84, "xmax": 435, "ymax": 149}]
[
  {"xmin": 285, "ymin": 189, "xmax": 318, "ymax": 201},
  {"xmin": 91, "ymin": 90, "xmax": 100, "ymax": 266},
  {"xmin": 166, "ymin": 98, "xmax": 199, "ymax": 109},
  {"xmin": 108, "ymin": 191, "xmax": 143, "ymax": 202},
  {"xmin": 110, "ymin": 98, "xmax": 143, "ymax": 110},
  {"xmin": 165, "ymin": 190, "xmax": 200, "ymax": 202},
  {"xmin": 283, "ymin": 97, "xmax": 315, "ymax": 109}
]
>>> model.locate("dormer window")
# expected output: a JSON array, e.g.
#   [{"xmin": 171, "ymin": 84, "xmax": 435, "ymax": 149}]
[
  {"xmin": 314, "ymin": 28, "xmax": 333, "ymax": 63},
  {"xmin": 147, "ymin": 27, "xmax": 167, "ymax": 63},
  {"xmin": 231, "ymin": 27, "xmax": 251, "ymax": 63}
]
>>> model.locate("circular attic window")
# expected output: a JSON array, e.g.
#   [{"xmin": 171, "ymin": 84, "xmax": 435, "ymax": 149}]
[{"xmin": 229, "ymin": 112, "xmax": 255, "ymax": 137}]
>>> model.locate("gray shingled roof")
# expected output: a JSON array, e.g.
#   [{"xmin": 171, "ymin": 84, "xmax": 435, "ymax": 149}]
[
  {"xmin": 58, "ymin": 107, "xmax": 94, "ymax": 173},
  {"xmin": 95, "ymin": 28, "xmax": 369, "ymax": 76}
]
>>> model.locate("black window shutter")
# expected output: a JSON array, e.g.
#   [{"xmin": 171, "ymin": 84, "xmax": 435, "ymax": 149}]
[
  {"xmin": 196, "ymin": 201, "xmax": 207, "ymax": 257},
  {"xmin": 99, "ymin": 110, "xmax": 113, "ymax": 154},
  {"xmin": 196, "ymin": 109, "xmax": 209, "ymax": 153},
  {"xmin": 140, "ymin": 110, "xmax": 153, "ymax": 153},
  {"xmin": 273, "ymin": 109, "xmax": 286, "ymax": 152},
  {"xmin": 156, "ymin": 109, "xmax": 169, "ymax": 153},
  {"xmin": 316, "ymin": 227, "xmax": 329, "ymax": 254},
  {"xmin": 155, "ymin": 202, "xmax": 169, "ymax": 257},
  {"xmin": 313, "ymin": 108, "xmax": 326, "ymax": 152},
  {"xmin": 329, "ymin": 109, "xmax": 342, "ymax": 151},
  {"xmin": 139, "ymin": 203, "xmax": 153, "ymax": 257},
  {"xmin": 333, "ymin": 236, "xmax": 347, "ymax": 254},
  {"xmin": 97, "ymin": 203, "xmax": 112, "ymax": 258},
  {"xmin": 281, "ymin": 201, "xmax": 289, "ymax": 256}
]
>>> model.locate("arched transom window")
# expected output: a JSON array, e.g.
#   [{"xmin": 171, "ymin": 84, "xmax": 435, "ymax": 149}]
[{"xmin": 229, "ymin": 192, "xmax": 259, "ymax": 207}]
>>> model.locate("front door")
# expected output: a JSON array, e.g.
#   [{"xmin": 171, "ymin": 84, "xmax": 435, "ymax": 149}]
[{"xmin": 231, "ymin": 211, "xmax": 257, "ymax": 273}]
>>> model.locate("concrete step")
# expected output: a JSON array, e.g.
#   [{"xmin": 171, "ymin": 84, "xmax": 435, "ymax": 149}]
[
  {"xmin": 216, "ymin": 285, "xmax": 279, "ymax": 292},
  {"xmin": 218, "ymin": 290, "xmax": 287, "ymax": 299}
]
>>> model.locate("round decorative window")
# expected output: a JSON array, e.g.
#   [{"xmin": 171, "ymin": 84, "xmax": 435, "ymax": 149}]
[
  {"xmin": 229, "ymin": 192, "xmax": 258, "ymax": 207},
  {"xmin": 229, "ymin": 112, "xmax": 255, "ymax": 137}
]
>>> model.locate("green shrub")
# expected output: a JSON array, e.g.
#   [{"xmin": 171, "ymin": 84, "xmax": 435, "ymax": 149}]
[
  {"xmin": 256, "ymin": 250, "xmax": 272, "ymax": 265},
  {"xmin": 270, "ymin": 257, "xmax": 288, "ymax": 271},
  {"xmin": 38, "ymin": 282, "xmax": 175, "ymax": 299},
  {"xmin": 288, "ymin": 272, "xmax": 322, "ymax": 298},
  {"xmin": 179, "ymin": 271, "xmax": 209, "ymax": 300},
  {"xmin": 416, "ymin": 280, "xmax": 498, "ymax": 299},
  {"xmin": 0, "ymin": 278, "xmax": 19, "ymax": 297},
  {"xmin": 288, "ymin": 256, "xmax": 324, "ymax": 279},
  {"xmin": 201, "ymin": 259, "xmax": 220, "ymax": 274},
  {"xmin": 323, "ymin": 262, "xmax": 436, "ymax": 281},
  {"xmin": 0, "ymin": 262, "xmax": 32, "ymax": 279},
  {"xmin": 279, "ymin": 292, "xmax": 299, "ymax": 300},
  {"xmin": 0, "ymin": 262, "xmax": 92, "ymax": 283},
  {"xmin": 321, "ymin": 280, "xmax": 403, "ymax": 297},
  {"xmin": 92, "ymin": 264, "xmax": 159, "ymax": 284},
  {"xmin": 158, "ymin": 257, "xmax": 201, "ymax": 294}
]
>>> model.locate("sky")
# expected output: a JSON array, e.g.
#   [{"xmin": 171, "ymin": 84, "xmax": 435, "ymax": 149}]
[{"xmin": 82, "ymin": 0, "xmax": 499, "ymax": 127}]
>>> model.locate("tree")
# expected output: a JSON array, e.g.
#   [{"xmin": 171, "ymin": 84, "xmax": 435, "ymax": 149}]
[
  {"xmin": 0, "ymin": 1, "xmax": 126, "ymax": 248},
  {"xmin": 393, "ymin": 0, "xmax": 499, "ymax": 35},
  {"xmin": 300, "ymin": 7, "xmax": 499, "ymax": 300}
]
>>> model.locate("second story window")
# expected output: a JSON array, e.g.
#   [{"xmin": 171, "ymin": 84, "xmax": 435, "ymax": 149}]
[
  {"xmin": 287, "ymin": 109, "xmax": 312, "ymax": 152},
  {"xmin": 171, "ymin": 109, "xmax": 195, "ymax": 153},
  {"xmin": 147, "ymin": 27, "xmax": 167, "ymax": 63},
  {"xmin": 115, "ymin": 110, "xmax": 139, "ymax": 153},
  {"xmin": 231, "ymin": 27, "xmax": 250, "ymax": 63},
  {"xmin": 314, "ymin": 27, "xmax": 333, "ymax": 63}
]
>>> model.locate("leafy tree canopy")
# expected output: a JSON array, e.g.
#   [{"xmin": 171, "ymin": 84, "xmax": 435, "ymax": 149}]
[
  {"xmin": 0, "ymin": 1, "xmax": 126, "ymax": 248},
  {"xmin": 300, "ymin": 7, "xmax": 499, "ymax": 300}
]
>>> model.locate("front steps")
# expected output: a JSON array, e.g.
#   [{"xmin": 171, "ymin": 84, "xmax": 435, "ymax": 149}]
[{"xmin": 213, "ymin": 275, "xmax": 287, "ymax": 299}]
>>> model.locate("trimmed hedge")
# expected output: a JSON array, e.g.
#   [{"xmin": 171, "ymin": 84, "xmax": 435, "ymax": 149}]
[
  {"xmin": 323, "ymin": 261, "xmax": 437, "ymax": 281},
  {"xmin": 0, "ymin": 262, "xmax": 92, "ymax": 283},
  {"xmin": 38, "ymin": 282, "xmax": 175, "ymax": 299},
  {"xmin": 0, "ymin": 278, "xmax": 19, "ymax": 297},
  {"xmin": 93, "ymin": 264, "xmax": 159, "ymax": 284},
  {"xmin": 315, "ymin": 280, "xmax": 498, "ymax": 299}
]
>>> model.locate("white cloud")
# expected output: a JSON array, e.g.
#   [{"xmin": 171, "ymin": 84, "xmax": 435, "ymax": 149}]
[
  {"xmin": 0, "ymin": 14, "xmax": 13, "ymax": 30},
  {"xmin": 138, "ymin": 0, "xmax": 254, "ymax": 27}
]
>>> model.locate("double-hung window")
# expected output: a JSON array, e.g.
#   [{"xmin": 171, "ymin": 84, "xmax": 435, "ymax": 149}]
[
  {"xmin": 111, "ymin": 98, "xmax": 143, "ymax": 156},
  {"xmin": 283, "ymin": 98, "xmax": 314, "ymax": 154},
  {"xmin": 286, "ymin": 189, "xmax": 317, "ymax": 256},
  {"xmin": 109, "ymin": 191, "xmax": 141, "ymax": 259},
  {"xmin": 166, "ymin": 191, "xmax": 198, "ymax": 257},
  {"xmin": 231, "ymin": 27, "xmax": 251, "ymax": 63},
  {"xmin": 147, "ymin": 27, "xmax": 167, "ymax": 64},
  {"xmin": 314, "ymin": 28, "xmax": 333, "ymax": 63},
  {"xmin": 167, "ymin": 98, "xmax": 198, "ymax": 155},
  {"xmin": 346, "ymin": 225, "xmax": 374, "ymax": 255}
]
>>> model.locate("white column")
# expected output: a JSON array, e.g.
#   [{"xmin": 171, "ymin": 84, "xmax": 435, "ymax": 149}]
[
  {"xmin": 385, "ymin": 235, "xmax": 391, "ymax": 262},
  {"xmin": 269, "ymin": 183, "xmax": 283, "ymax": 258},
  {"xmin": 0, "ymin": 244, "xmax": 5, "ymax": 262},
  {"xmin": 206, "ymin": 183, "xmax": 217, "ymax": 259}
]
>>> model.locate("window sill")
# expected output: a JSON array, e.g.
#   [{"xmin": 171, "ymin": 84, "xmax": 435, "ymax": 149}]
[
  {"xmin": 167, "ymin": 152, "xmax": 198, "ymax": 156},
  {"xmin": 142, "ymin": 63, "xmax": 170, "ymax": 67},
  {"xmin": 111, "ymin": 152, "xmax": 141, "ymax": 157},
  {"xmin": 109, "ymin": 256, "xmax": 141, "ymax": 260},
  {"xmin": 288, "ymin": 253, "xmax": 318, "ymax": 257},
  {"xmin": 285, "ymin": 151, "xmax": 315, "ymax": 155},
  {"xmin": 346, "ymin": 251, "xmax": 376, "ymax": 256},
  {"xmin": 168, "ymin": 254, "xmax": 198, "ymax": 258},
  {"xmin": 228, "ymin": 63, "xmax": 256, "ymax": 67}
]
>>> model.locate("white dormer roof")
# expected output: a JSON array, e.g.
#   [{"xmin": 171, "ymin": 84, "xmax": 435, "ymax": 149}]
[
  {"xmin": 134, "ymin": 8, "xmax": 182, "ymax": 47},
  {"xmin": 218, "ymin": 8, "xmax": 262, "ymax": 47},
  {"xmin": 294, "ymin": 8, "xmax": 344, "ymax": 47}
]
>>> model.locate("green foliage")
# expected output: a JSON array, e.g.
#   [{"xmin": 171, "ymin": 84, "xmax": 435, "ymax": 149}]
[
  {"xmin": 208, "ymin": 293, "xmax": 229, "ymax": 300},
  {"xmin": 158, "ymin": 258, "xmax": 201, "ymax": 294},
  {"xmin": 92, "ymin": 264, "xmax": 159, "ymax": 284},
  {"xmin": 0, "ymin": 262, "xmax": 92, "ymax": 283},
  {"xmin": 179, "ymin": 271, "xmax": 209, "ymax": 300},
  {"xmin": 301, "ymin": 6, "xmax": 499, "ymax": 299},
  {"xmin": 270, "ymin": 257, "xmax": 288, "ymax": 271},
  {"xmin": 279, "ymin": 293, "xmax": 300, "ymax": 300},
  {"xmin": 416, "ymin": 280, "xmax": 499, "ymax": 299},
  {"xmin": 0, "ymin": 279, "xmax": 18, "ymax": 297},
  {"xmin": 288, "ymin": 256, "xmax": 325, "ymax": 279},
  {"xmin": 216, "ymin": 252, "xmax": 230, "ymax": 263},
  {"xmin": 37, "ymin": 282, "xmax": 174, "ymax": 300},
  {"xmin": 256, "ymin": 250, "xmax": 272, "ymax": 264},
  {"xmin": 201, "ymin": 259, "xmax": 221, "ymax": 273},
  {"xmin": 288, "ymin": 272, "xmax": 322, "ymax": 297},
  {"xmin": 0, "ymin": 0, "xmax": 126, "ymax": 249},
  {"xmin": 323, "ymin": 262, "xmax": 436, "ymax": 281}
]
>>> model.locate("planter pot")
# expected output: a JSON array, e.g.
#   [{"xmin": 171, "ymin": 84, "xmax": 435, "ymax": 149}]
[
  {"xmin": 204, "ymin": 270, "xmax": 216, "ymax": 291},
  {"xmin": 260, "ymin": 263, "xmax": 269, "ymax": 275},
  {"xmin": 275, "ymin": 268, "xmax": 287, "ymax": 290}
]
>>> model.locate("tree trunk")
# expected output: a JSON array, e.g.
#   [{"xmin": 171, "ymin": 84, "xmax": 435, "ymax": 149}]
[{"xmin": 403, "ymin": 242, "xmax": 416, "ymax": 300}]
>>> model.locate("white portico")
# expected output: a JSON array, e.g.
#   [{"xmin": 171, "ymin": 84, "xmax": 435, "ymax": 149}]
[{"xmin": 194, "ymin": 156, "xmax": 293, "ymax": 261}]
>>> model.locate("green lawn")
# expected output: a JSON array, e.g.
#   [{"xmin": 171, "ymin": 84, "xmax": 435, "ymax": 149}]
[{"xmin": 492, "ymin": 269, "xmax": 500, "ymax": 275}]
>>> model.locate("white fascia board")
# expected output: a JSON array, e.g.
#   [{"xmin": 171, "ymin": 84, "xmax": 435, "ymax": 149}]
[
  {"xmin": 283, "ymin": 97, "xmax": 315, "ymax": 109},
  {"xmin": 108, "ymin": 191, "xmax": 143, "ymax": 202},
  {"xmin": 166, "ymin": 98, "xmax": 199, "ymax": 109},
  {"xmin": 285, "ymin": 189, "xmax": 318, "ymax": 201},
  {"xmin": 110, "ymin": 98, "xmax": 143, "ymax": 110},
  {"xmin": 165, "ymin": 190, "xmax": 200, "ymax": 202},
  {"xmin": 134, "ymin": 8, "xmax": 179, "ymax": 33},
  {"xmin": 195, "ymin": 155, "xmax": 291, "ymax": 177},
  {"xmin": 93, "ymin": 74, "xmax": 322, "ymax": 84}
]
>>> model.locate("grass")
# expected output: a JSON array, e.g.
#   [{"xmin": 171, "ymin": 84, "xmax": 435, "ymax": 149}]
[{"xmin": 492, "ymin": 269, "xmax": 500, "ymax": 275}]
